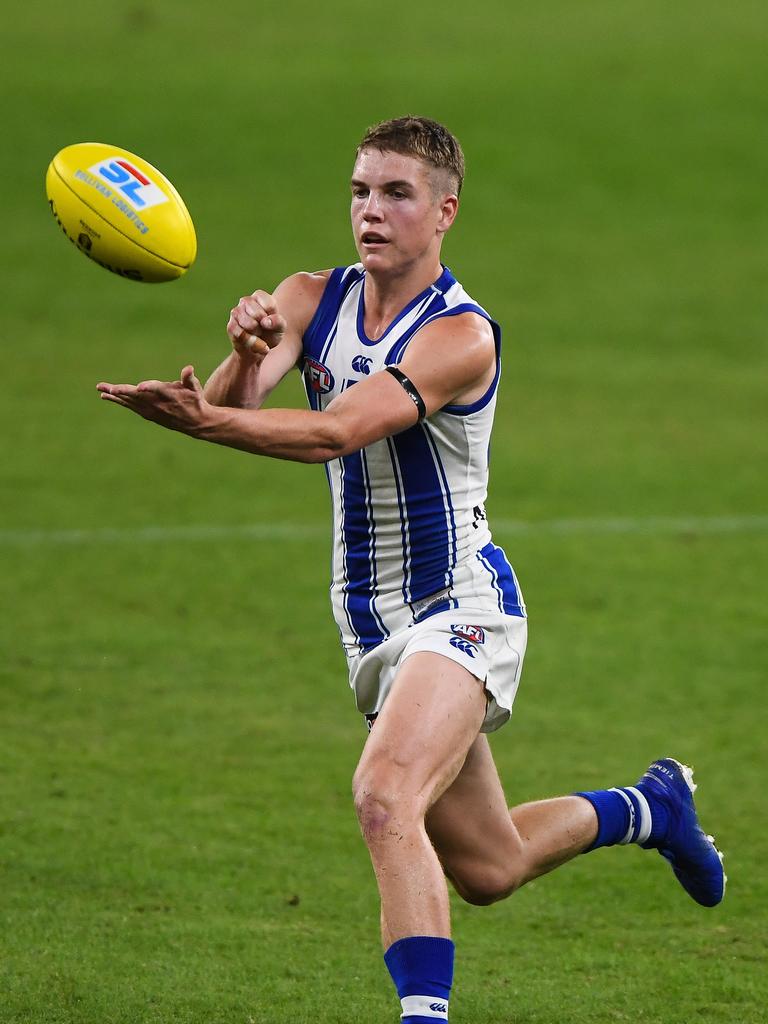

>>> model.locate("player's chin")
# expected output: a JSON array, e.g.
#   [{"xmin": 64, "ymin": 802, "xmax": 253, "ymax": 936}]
[{"xmin": 358, "ymin": 246, "xmax": 394, "ymax": 270}]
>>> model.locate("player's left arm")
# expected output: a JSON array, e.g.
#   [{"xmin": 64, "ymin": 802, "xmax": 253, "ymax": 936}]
[{"xmin": 96, "ymin": 313, "xmax": 495, "ymax": 464}]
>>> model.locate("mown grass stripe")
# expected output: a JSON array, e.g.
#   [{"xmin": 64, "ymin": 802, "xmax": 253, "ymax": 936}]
[{"xmin": 0, "ymin": 515, "xmax": 765, "ymax": 547}]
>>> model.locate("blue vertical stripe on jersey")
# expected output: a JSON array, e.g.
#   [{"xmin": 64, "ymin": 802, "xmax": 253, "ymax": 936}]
[
  {"xmin": 319, "ymin": 321, "xmax": 340, "ymax": 365},
  {"xmin": 477, "ymin": 542, "xmax": 525, "ymax": 617},
  {"xmin": 422, "ymin": 423, "xmax": 458, "ymax": 595},
  {"xmin": 385, "ymin": 436, "xmax": 415, "ymax": 611},
  {"xmin": 336, "ymin": 459, "xmax": 361, "ymax": 646},
  {"xmin": 302, "ymin": 373, "xmax": 320, "ymax": 411},
  {"xmin": 390, "ymin": 425, "xmax": 452, "ymax": 604},
  {"xmin": 340, "ymin": 451, "xmax": 388, "ymax": 650},
  {"xmin": 324, "ymin": 461, "xmax": 348, "ymax": 649},
  {"xmin": 360, "ymin": 448, "xmax": 390, "ymax": 638},
  {"xmin": 302, "ymin": 267, "xmax": 362, "ymax": 411},
  {"xmin": 302, "ymin": 266, "xmax": 363, "ymax": 361}
]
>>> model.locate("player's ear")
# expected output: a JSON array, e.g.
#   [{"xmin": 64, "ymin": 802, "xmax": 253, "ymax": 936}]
[{"xmin": 437, "ymin": 193, "xmax": 459, "ymax": 235}]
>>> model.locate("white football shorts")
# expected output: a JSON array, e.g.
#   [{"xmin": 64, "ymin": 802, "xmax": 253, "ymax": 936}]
[{"xmin": 346, "ymin": 608, "xmax": 527, "ymax": 734}]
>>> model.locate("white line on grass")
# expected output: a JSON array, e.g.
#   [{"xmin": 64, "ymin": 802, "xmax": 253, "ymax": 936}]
[{"xmin": 0, "ymin": 515, "xmax": 766, "ymax": 547}]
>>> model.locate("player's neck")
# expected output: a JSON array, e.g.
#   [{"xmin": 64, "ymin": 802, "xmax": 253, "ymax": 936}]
[{"xmin": 362, "ymin": 258, "xmax": 444, "ymax": 342}]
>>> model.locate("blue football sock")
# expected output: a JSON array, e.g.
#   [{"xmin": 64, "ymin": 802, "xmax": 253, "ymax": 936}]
[
  {"xmin": 384, "ymin": 935, "xmax": 454, "ymax": 1023},
  {"xmin": 576, "ymin": 785, "xmax": 668, "ymax": 849}
]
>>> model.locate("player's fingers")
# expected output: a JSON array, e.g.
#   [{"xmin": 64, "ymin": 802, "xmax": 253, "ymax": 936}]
[
  {"xmin": 98, "ymin": 383, "xmax": 140, "ymax": 396},
  {"xmin": 240, "ymin": 335, "xmax": 270, "ymax": 356},
  {"xmin": 233, "ymin": 305, "xmax": 263, "ymax": 334},
  {"xmin": 259, "ymin": 312, "xmax": 287, "ymax": 335},
  {"xmin": 227, "ymin": 309, "xmax": 272, "ymax": 358},
  {"xmin": 250, "ymin": 289, "xmax": 278, "ymax": 316},
  {"xmin": 227, "ymin": 312, "xmax": 245, "ymax": 339},
  {"xmin": 99, "ymin": 392, "xmax": 131, "ymax": 408},
  {"xmin": 228, "ymin": 321, "xmax": 269, "ymax": 355},
  {"xmin": 181, "ymin": 365, "xmax": 201, "ymax": 390},
  {"xmin": 241, "ymin": 300, "xmax": 267, "ymax": 323}
]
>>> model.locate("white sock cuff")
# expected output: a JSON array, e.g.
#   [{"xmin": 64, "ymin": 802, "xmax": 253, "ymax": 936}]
[
  {"xmin": 610, "ymin": 787, "xmax": 636, "ymax": 844},
  {"xmin": 401, "ymin": 994, "xmax": 450, "ymax": 1019},
  {"xmin": 624, "ymin": 785, "xmax": 653, "ymax": 844}
]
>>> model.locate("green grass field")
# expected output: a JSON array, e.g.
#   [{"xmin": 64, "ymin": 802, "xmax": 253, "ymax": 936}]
[{"xmin": 1, "ymin": 1, "xmax": 766, "ymax": 1021}]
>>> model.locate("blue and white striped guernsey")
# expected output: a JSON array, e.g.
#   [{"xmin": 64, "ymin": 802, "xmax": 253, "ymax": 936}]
[{"xmin": 301, "ymin": 263, "xmax": 526, "ymax": 658}]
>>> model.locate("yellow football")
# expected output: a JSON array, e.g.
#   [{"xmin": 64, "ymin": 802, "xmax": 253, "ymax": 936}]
[{"xmin": 45, "ymin": 142, "xmax": 197, "ymax": 283}]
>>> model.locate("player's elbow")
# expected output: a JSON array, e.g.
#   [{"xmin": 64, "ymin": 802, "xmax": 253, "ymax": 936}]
[{"xmin": 310, "ymin": 413, "xmax": 357, "ymax": 463}]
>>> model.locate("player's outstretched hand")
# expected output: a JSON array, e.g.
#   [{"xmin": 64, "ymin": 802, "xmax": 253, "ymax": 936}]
[
  {"xmin": 227, "ymin": 289, "xmax": 287, "ymax": 363},
  {"xmin": 97, "ymin": 366, "xmax": 212, "ymax": 436}
]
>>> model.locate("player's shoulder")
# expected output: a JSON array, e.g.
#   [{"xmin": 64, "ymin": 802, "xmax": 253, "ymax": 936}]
[
  {"xmin": 410, "ymin": 308, "xmax": 495, "ymax": 362},
  {"xmin": 274, "ymin": 270, "xmax": 334, "ymax": 335},
  {"xmin": 277, "ymin": 269, "xmax": 333, "ymax": 301},
  {"xmin": 427, "ymin": 308, "xmax": 494, "ymax": 339}
]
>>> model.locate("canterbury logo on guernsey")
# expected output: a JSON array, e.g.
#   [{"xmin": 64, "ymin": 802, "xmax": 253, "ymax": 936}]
[{"xmin": 400, "ymin": 995, "xmax": 449, "ymax": 1019}]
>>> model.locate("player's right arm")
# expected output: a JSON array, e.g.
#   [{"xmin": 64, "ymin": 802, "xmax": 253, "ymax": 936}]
[{"xmin": 203, "ymin": 271, "xmax": 330, "ymax": 410}]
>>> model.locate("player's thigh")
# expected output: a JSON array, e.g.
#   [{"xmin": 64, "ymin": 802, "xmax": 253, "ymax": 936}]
[
  {"xmin": 426, "ymin": 733, "xmax": 523, "ymax": 871},
  {"xmin": 353, "ymin": 651, "xmax": 487, "ymax": 817}
]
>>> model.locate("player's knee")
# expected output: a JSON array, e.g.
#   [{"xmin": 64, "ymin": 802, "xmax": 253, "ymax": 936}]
[
  {"xmin": 451, "ymin": 864, "xmax": 521, "ymax": 906},
  {"xmin": 353, "ymin": 788, "xmax": 391, "ymax": 842},
  {"xmin": 352, "ymin": 769, "xmax": 422, "ymax": 843}
]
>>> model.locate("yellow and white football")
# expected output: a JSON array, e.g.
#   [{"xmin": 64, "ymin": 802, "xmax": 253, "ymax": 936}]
[{"xmin": 45, "ymin": 143, "xmax": 197, "ymax": 283}]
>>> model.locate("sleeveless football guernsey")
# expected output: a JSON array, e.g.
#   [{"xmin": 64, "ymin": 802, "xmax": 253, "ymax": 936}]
[{"xmin": 301, "ymin": 264, "xmax": 525, "ymax": 659}]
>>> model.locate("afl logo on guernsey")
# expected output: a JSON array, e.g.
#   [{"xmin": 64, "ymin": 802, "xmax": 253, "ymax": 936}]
[{"xmin": 304, "ymin": 357, "xmax": 335, "ymax": 394}]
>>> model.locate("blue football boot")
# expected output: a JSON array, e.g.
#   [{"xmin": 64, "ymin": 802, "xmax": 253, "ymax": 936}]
[{"xmin": 635, "ymin": 758, "xmax": 726, "ymax": 907}]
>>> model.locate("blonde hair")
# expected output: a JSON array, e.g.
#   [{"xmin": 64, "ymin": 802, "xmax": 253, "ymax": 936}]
[{"xmin": 356, "ymin": 116, "xmax": 465, "ymax": 196}]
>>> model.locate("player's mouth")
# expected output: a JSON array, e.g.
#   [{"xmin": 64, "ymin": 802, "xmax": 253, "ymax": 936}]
[{"xmin": 360, "ymin": 231, "xmax": 389, "ymax": 248}]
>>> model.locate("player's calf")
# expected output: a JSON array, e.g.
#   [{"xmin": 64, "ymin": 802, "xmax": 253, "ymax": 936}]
[{"xmin": 445, "ymin": 861, "xmax": 520, "ymax": 906}]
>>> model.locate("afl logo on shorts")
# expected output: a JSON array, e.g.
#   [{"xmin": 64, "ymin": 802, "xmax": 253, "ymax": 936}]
[
  {"xmin": 304, "ymin": 357, "xmax": 335, "ymax": 394},
  {"xmin": 451, "ymin": 624, "xmax": 486, "ymax": 645}
]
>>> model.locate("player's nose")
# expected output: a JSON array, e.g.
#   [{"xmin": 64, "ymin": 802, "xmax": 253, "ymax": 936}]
[{"xmin": 361, "ymin": 190, "xmax": 384, "ymax": 220}]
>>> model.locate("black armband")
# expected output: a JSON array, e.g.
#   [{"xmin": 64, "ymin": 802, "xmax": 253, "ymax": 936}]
[{"xmin": 385, "ymin": 366, "xmax": 426, "ymax": 421}]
